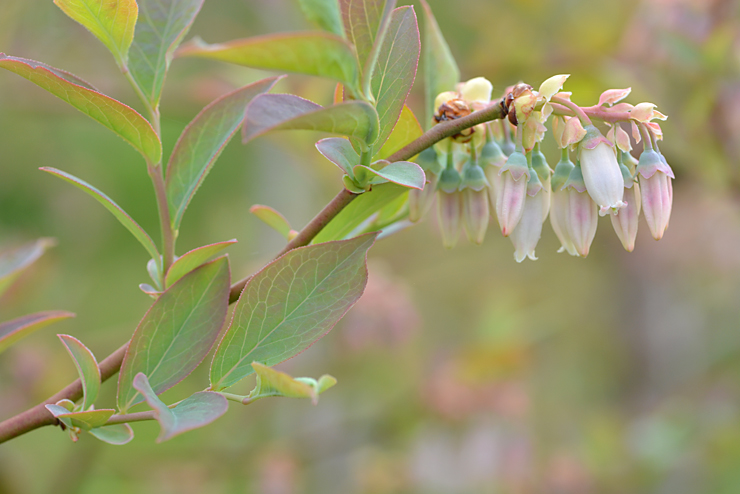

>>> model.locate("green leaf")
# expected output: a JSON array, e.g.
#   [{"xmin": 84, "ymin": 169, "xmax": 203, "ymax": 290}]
[
  {"xmin": 128, "ymin": 0, "xmax": 204, "ymax": 107},
  {"xmin": 313, "ymin": 183, "xmax": 406, "ymax": 242},
  {"xmin": 54, "ymin": 0, "xmax": 138, "ymax": 66},
  {"xmin": 244, "ymin": 362, "xmax": 336, "ymax": 405},
  {"xmin": 58, "ymin": 334, "xmax": 101, "ymax": 410},
  {"xmin": 249, "ymin": 206, "xmax": 294, "ymax": 241},
  {"xmin": 370, "ymin": 6, "xmax": 419, "ymax": 149},
  {"xmin": 419, "ymin": 0, "xmax": 459, "ymax": 127},
  {"xmin": 296, "ymin": 0, "xmax": 344, "ymax": 37},
  {"xmin": 316, "ymin": 137, "xmax": 359, "ymax": 176},
  {"xmin": 355, "ymin": 160, "xmax": 425, "ymax": 189},
  {"xmin": 88, "ymin": 424, "xmax": 134, "ymax": 444},
  {"xmin": 133, "ymin": 373, "xmax": 228, "ymax": 442},
  {"xmin": 0, "ymin": 54, "xmax": 161, "ymax": 163},
  {"xmin": 165, "ymin": 239, "xmax": 237, "ymax": 288},
  {"xmin": 0, "ymin": 238, "xmax": 56, "ymax": 298},
  {"xmin": 339, "ymin": 0, "xmax": 385, "ymax": 75},
  {"xmin": 45, "ymin": 404, "xmax": 115, "ymax": 430},
  {"xmin": 0, "ymin": 311, "xmax": 75, "ymax": 354},
  {"xmin": 373, "ymin": 104, "xmax": 423, "ymax": 160},
  {"xmin": 243, "ymin": 94, "xmax": 379, "ymax": 151},
  {"xmin": 165, "ymin": 77, "xmax": 281, "ymax": 231},
  {"xmin": 177, "ymin": 33, "xmax": 360, "ymax": 94},
  {"xmin": 40, "ymin": 167, "xmax": 161, "ymax": 264},
  {"xmin": 210, "ymin": 233, "xmax": 377, "ymax": 390},
  {"xmin": 117, "ymin": 257, "xmax": 230, "ymax": 412}
]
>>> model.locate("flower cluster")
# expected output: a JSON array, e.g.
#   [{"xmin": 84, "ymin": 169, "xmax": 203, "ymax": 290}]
[{"xmin": 410, "ymin": 75, "xmax": 674, "ymax": 261}]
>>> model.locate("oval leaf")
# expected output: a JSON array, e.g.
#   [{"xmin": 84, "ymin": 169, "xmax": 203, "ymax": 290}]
[
  {"xmin": 250, "ymin": 206, "xmax": 293, "ymax": 240},
  {"xmin": 177, "ymin": 33, "xmax": 360, "ymax": 93},
  {"xmin": 0, "ymin": 54, "xmax": 161, "ymax": 163},
  {"xmin": 54, "ymin": 0, "xmax": 138, "ymax": 65},
  {"xmin": 117, "ymin": 256, "xmax": 230, "ymax": 412},
  {"xmin": 370, "ymin": 6, "xmax": 419, "ymax": 149},
  {"xmin": 165, "ymin": 239, "xmax": 237, "ymax": 288},
  {"xmin": 0, "ymin": 311, "xmax": 75, "ymax": 354},
  {"xmin": 297, "ymin": 0, "xmax": 345, "ymax": 37},
  {"xmin": 133, "ymin": 373, "xmax": 228, "ymax": 442},
  {"xmin": 210, "ymin": 233, "xmax": 377, "ymax": 390},
  {"xmin": 313, "ymin": 182, "xmax": 406, "ymax": 242},
  {"xmin": 44, "ymin": 404, "xmax": 115, "ymax": 430},
  {"xmin": 0, "ymin": 238, "xmax": 56, "ymax": 298},
  {"xmin": 340, "ymin": 0, "xmax": 385, "ymax": 75},
  {"xmin": 243, "ymin": 94, "xmax": 379, "ymax": 151},
  {"xmin": 40, "ymin": 167, "xmax": 161, "ymax": 263},
  {"xmin": 356, "ymin": 160, "xmax": 425, "ymax": 189},
  {"xmin": 165, "ymin": 77, "xmax": 281, "ymax": 230},
  {"xmin": 316, "ymin": 137, "xmax": 359, "ymax": 176},
  {"xmin": 128, "ymin": 0, "xmax": 204, "ymax": 107},
  {"xmin": 88, "ymin": 423, "xmax": 134, "ymax": 444},
  {"xmin": 58, "ymin": 335, "xmax": 101, "ymax": 410},
  {"xmin": 419, "ymin": 0, "xmax": 459, "ymax": 126}
]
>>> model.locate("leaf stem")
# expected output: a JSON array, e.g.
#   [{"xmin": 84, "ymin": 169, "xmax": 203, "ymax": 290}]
[
  {"xmin": 0, "ymin": 95, "xmax": 510, "ymax": 444},
  {"xmin": 105, "ymin": 410, "xmax": 156, "ymax": 425}
]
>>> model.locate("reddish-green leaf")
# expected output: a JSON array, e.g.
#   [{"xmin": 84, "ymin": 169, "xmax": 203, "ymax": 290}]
[
  {"xmin": 419, "ymin": 0, "xmax": 459, "ymax": 127},
  {"xmin": 45, "ymin": 404, "xmax": 115, "ymax": 430},
  {"xmin": 133, "ymin": 373, "xmax": 228, "ymax": 442},
  {"xmin": 58, "ymin": 335, "xmax": 101, "ymax": 410},
  {"xmin": 370, "ymin": 6, "xmax": 419, "ymax": 148},
  {"xmin": 313, "ymin": 183, "xmax": 406, "ymax": 242},
  {"xmin": 88, "ymin": 424, "xmax": 134, "ymax": 444},
  {"xmin": 128, "ymin": 0, "xmax": 204, "ymax": 107},
  {"xmin": 0, "ymin": 238, "xmax": 56, "ymax": 298},
  {"xmin": 54, "ymin": 0, "xmax": 138, "ymax": 65},
  {"xmin": 166, "ymin": 77, "xmax": 281, "ymax": 230},
  {"xmin": 243, "ymin": 94, "xmax": 379, "ymax": 151},
  {"xmin": 249, "ymin": 206, "xmax": 294, "ymax": 241},
  {"xmin": 374, "ymin": 104, "xmax": 423, "ymax": 160},
  {"xmin": 316, "ymin": 137, "xmax": 359, "ymax": 176},
  {"xmin": 210, "ymin": 233, "xmax": 377, "ymax": 390},
  {"xmin": 177, "ymin": 33, "xmax": 360, "ymax": 94},
  {"xmin": 356, "ymin": 160, "xmax": 425, "ymax": 189},
  {"xmin": 165, "ymin": 239, "xmax": 237, "ymax": 288},
  {"xmin": 340, "ymin": 0, "xmax": 385, "ymax": 75},
  {"xmin": 296, "ymin": 0, "xmax": 344, "ymax": 37},
  {"xmin": 0, "ymin": 54, "xmax": 161, "ymax": 163},
  {"xmin": 117, "ymin": 257, "xmax": 230, "ymax": 412},
  {"xmin": 0, "ymin": 311, "xmax": 75, "ymax": 354},
  {"xmin": 40, "ymin": 167, "xmax": 161, "ymax": 263}
]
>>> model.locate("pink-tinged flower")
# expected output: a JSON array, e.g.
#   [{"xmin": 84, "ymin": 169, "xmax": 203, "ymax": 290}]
[
  {"xmin": 578, "ymin": 126, "xmax": 626, "ymax": 216},
  {"xmin": 549, "ymin": 157, "xmax": 578, "ymax": 256},
  {"xmin": 560, "ymin": 165, "xmax": 598, "ymax": 257},
  {"xmin": 510, "ymin": 180, "xmax": 549, "ymax": 262},
  {"xmin": 409, "ymin": 172, "xmax": 438, "ymax": 222},
  {"xmin": 495, "ymin": 151, "xmax": 529, "ymax": 236},
  {"xmin": 611, "ymin": 182, "xmax": 641, "ymax": 251},
  {"xmin": 636, "ymin": 149, "xmax": 674, "ymax": 240},
  {"xmin": 437, "ymin": 190, "xmax": 462, "ymax": 249},
  {"xmin": 462, "ymin": 188, "xmax": 489, "ymax": 244}
]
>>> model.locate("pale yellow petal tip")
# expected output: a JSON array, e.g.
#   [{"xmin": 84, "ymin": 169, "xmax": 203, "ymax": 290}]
[
  {"xmin": 538, "ymin": 74, "xmax": 570, "ymax": 101},
  {"xmin": 460, "ymin": 77, "xmax": 493, "ymax": 103}
]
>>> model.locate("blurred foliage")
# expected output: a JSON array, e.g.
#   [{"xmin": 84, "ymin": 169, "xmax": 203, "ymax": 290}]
[{"xmin": 1, "ymin": 0, "xmax": 740, "ymax": 493}]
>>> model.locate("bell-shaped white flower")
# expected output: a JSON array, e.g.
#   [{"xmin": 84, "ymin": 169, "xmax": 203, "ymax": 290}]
[
  {"xmin": 636, "ymin": 149, "xmax": 674, "ymax": 240},
  {"xmin": 578, "ymin": 126, "xmax": 626, "ymax": 216},
  {"xmin": 495, "ymin": 151, "xmax": 529, "ymax": 236}
]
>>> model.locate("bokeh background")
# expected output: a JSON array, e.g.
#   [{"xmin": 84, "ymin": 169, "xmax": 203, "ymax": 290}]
[{"xmin": 1, "ymin": 0, "xmax": 740, "ymax": 492}]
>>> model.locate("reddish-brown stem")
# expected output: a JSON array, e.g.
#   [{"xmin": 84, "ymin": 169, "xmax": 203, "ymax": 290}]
[
  {"xmin": 0, "ymin": 98, "xmax": 510, "ymax": 444},
  {"xmin": 549, "ymin": 103, "xmax": 632, "ymax": 124},
  {"xmin": 0, "ymin": 343, "xmax": 128, "ymax": 443}
]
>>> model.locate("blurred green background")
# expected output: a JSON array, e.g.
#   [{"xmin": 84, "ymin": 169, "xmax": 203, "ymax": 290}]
[{"xmin": 1, "ymin": 0, "xmax": 740, "ymax": 492}]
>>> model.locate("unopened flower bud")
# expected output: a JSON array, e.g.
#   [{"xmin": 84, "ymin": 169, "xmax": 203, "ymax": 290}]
[
  {"xmin": 578, "ymin": 125, "xmax": 626, "ymax": 216},
  {"xmin": 495, "ymin": 151, "xmax": 529, "ymax": 236},
  {"xmin": 509, "ymin": 174, "xmax": 549, "ymax": 262},
  {"xmin": 562, "ymin": 165, "xmax": 598, "ymax": 257},
  {"xmin": 636, "ymin": 149, "xmax": 674, "ymax": 240},
  {"xmin": 437, "ymin": 190, "xmax": 462, "ymax": 249},
  {"xmin": 549, "ymin": 156, "xmax": 578, "ymax": 256},
  {"xmin": 611, "ymin": 182, "xmax": 641, "ymax": 251},
  {"xmin": 460, "ymin": 160, "xmax": 490, "ymax": 245}
]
